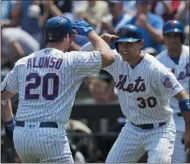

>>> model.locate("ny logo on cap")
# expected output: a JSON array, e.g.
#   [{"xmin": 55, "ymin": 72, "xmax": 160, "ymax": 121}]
[
  {"xmin": 121, "ymin": 28, "xmax": 127, "ymax": 36},
  {"xmin": 170, "ymin": 21, "xmax": 177, "ymax": 27}
]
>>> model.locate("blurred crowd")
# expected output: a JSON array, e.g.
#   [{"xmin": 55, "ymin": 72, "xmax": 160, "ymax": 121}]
[
  {"xmin": 1, "ymin": 0, "xmax": 190, "ymax": 163},
  {"xmin": 1, "ymin": 0, "xmax": 189, "ymax": 68},
  {"xmin": 1, "ymin": 0, "xmax": 189, "ymax": 101}
]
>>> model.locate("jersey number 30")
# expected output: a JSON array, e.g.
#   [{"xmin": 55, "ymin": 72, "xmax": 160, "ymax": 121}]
[
  {"xmin": 137, "ymin": 97, "xmax": 157, "ymax": 108},
  {"xmin": 25, "ymin": 73, "xmax": 59, "ymax": 100}
]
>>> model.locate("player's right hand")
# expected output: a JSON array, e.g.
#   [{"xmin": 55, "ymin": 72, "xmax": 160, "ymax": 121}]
[{"xmin": 72, "ymin": 19, "xmax": 93, "ymax": 36}]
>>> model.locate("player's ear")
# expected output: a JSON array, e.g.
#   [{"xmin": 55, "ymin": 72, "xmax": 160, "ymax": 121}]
[{"xmin": 66, "ymin": 34, "xmax": 70, "ymax": 42}]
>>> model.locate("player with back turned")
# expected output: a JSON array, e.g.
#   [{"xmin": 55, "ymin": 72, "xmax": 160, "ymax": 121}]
[
  {"xmin": 156, "ymin": 20, "xmax": 190, "ymax": 163},
  {"xmin": 81, "ymin": 24, "xmax": 190, "ymax": 163},
  {"xmin": 1, "ymin": 16, "xmax": 115, "ymax": 163}
]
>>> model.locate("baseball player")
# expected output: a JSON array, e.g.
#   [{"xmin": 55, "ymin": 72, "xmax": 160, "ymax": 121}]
[
  {"xmin": 1, "ymin": 16, "xmax": 115, "ymax": 163},
  {"xmin": 156, "ymin": 20, "xmax": 190, "ymax": 163},
  {"xmin": 80, "ymin": 24, "xmax": 190, "ymax": 163}
]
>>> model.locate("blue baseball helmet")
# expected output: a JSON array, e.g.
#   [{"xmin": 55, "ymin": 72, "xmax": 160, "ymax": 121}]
[
  {"xmin": 163, "ymin": 20, "xmax": 185, "ymax": 42},
  {"xmin": 44, "ymin": 16, "xmax": 73, "ymax": 42},
  {"xmin": 115, "ymin": 24, "xmax": 143, "ymax": 51}
]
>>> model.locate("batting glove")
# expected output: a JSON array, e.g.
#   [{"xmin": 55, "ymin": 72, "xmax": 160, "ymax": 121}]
[{"xmin": 73, "ymin": 19, "xmax": 93, "ymax": 36}]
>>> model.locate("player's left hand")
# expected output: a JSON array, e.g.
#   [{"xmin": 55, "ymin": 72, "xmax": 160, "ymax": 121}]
[
  {"xmin": 183, "ymin": 130, "xmax": 190, "ymax": 150},
  {"xmin": 72, "ymin": 19, "xmax": 93, "ymax": 36}
]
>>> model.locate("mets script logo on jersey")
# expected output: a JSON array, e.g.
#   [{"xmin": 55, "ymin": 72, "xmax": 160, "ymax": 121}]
[
  {"xmin": 161, "ymin": 75, "xmax": 174, "ymax": 88},
  {"xmin": 171, "ymin": 63, "xmax": 190, "ymax": 80},
  {"xmin": 115, "ymin": 75, "xmax": 146, "ymax": 92}
]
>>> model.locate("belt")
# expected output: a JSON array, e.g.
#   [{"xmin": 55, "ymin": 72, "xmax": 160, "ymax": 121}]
[
  {"xmin": 177, "ymin": 113, "xmax": 183, "ymax": 117},
  {"xmin": 16, "ymin": 121, "xmax": 58, "ymax": 128},
  {"xmin": 131, "ymin": 122, "xmax": 166, "ymax": 129}
]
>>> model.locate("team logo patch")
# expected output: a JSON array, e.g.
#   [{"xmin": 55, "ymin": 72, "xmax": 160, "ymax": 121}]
[
  {"xmin": 161, "ymin": 75, "xmax": 173, "ymax": 88},
  {"xmin": 170, "ymin": 21, "xmax": 177, "ymax": 27}
]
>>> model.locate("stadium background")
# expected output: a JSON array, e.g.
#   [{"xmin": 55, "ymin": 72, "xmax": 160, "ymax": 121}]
[{"xmin": 1, "ymin": 0, "xmax": 189, "ymax": 162}]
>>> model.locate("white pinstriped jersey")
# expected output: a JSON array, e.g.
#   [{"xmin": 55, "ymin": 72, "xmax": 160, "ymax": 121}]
[
  {"xmin": 156, "ymin": 45, "xmax": 190, "ymax": 113},
  {"xmin": 103, "ymin": 51, "xmax": 183, "ymax": 124},
  {"xmin": 1, "ymin": 48, "xmax": 102, "ymax": 123}
]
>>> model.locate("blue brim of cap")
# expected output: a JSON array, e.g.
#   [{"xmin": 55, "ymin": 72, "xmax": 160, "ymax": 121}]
[
  {"xmin": 116, "ymin": 38, "xmax": 141, "ymax": 43},
  {"xmin": 163, "ymin": 29, "xmax": 183, "ymax": 33}
]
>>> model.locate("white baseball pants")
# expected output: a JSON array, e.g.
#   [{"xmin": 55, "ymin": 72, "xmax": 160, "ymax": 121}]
[
  {"xmin": 106, "ymin": 118, "xmax": 176, "ymax": 163},
  {"xmin": 172, "ymin": 115, "xmax": 187, "ymax": 163},
  {"xmin": 13, "ymin": 122, "xmax": 74, "ymax": 163}
]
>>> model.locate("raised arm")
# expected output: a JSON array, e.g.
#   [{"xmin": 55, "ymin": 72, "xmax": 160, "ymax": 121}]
[
  {"xmin": 80, "ymin": 33, "xmax": 118, "ymax": 52},
  {"xmin": 73, "ymin": 19, "xmax": 116, "ymax": 68}
]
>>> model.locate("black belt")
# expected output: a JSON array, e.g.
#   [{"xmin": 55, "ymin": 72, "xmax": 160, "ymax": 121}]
[
  {"xmin": 16, "ymin": 121, "xmax": 58, "ymax": 128},
  {"xmin": 131, "ymin": 122, "xmax": 166, "ymax": 129},
  {"xmin": 177, "ymin": 113, "xmax": 183, "ymax": 117}
]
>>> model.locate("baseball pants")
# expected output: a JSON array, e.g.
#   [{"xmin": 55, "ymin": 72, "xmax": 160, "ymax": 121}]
[
  {"xmin": 106, "ymin": 118, "xmax": 176, "ymax": 163},
  {"xmin": 13, "ymin": 122, "xmax": 74, "ymax": 163},
  {"xmin": 172, "ymin": 115, "xmax": 187, "ymax": 163}
]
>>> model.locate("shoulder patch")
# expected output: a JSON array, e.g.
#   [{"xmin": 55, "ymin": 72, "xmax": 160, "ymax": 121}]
[{"xmin": 161, "ymin": 75, "xmax": 173, "ymax": 88}]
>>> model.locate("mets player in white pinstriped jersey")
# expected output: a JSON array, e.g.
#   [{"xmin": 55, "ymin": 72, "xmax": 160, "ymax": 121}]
[
  {"xmin": 156, "ymin": 20, "xmax": 190, "ymax": 163},
  {"xmin": 1, "ymin": 16, "xmax": 116, "ymax": 163},
  {"xmin": 80, "ymin": 24, "xmax": 190, "ymax": 163}
]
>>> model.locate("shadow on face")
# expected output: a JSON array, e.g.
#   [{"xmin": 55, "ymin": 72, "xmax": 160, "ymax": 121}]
[
  {"xmin": 163, "ymin": 33, "xmax": 182, "ymax": 49},
  {"xmin": 136, "ymin": 2, "xmax": 152, "ymax": 14}
]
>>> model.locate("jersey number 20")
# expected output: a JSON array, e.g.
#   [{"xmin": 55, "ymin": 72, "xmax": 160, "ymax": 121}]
[{"xmin": 25, "ymin": 73, "xmax": 59, "ymax": 100}]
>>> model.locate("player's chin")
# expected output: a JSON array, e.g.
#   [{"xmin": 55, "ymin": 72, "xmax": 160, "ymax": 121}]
[{"xmin": 121, "ymin": 55, "xmax": 130, "ymax": 61}]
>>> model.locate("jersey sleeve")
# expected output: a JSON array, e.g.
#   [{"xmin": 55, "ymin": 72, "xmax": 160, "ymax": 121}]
[
  {"xmin": 1, "ymin": 63, "xmax": 19, "ymax": 93},
  {"xmin": 80, "ymin": 42, "xmax": 121, "ymax": 76},
  {"xmin": 152, "ymin": 64, "xmax": 183, "ymax": 97},
  {"xmin": 68, "ymin": 51, "xmax": 102, "ymax": 78}
]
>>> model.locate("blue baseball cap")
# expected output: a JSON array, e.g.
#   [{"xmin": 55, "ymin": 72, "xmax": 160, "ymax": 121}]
[{"xmin": 116, "ymin": 24, "xmax": 144, "ymax": 43}]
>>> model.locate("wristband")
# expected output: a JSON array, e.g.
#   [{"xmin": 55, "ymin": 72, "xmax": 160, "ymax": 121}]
[
  {"xmin": 179, "ymin": 99, "xmax": 190, "ymax": 112},
  {"xmin": 5, "ymin": 118, "xmax": 15, "ymax": 131}
]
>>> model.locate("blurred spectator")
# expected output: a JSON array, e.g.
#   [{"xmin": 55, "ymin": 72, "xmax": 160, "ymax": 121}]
[
  {"xmin": 75, "ymin": 1, "xmax": 109, "ymax": 29},
  {"xmin": 175, "ymin": 1, "xmax": 189, "ymax": 26},
  {"xmin": 88, "ymin": 70, "xmax": 117, "ymax": 103},
  {"xmin": 123, "ymin": 1, "xmax": 137, "ymax": 13},
  {"xmin": 175, "ymin": 1, "xmax": 189, "ymax": 46},
  {"xmin": 11, "ymin": 1, "xmax": 44, "ymax": 44},
  {"xmin": 1, "ymin": 27, "xmax": 40, "ymax": 63},
  {"xmin": 1, "ymin": 1, "xmax": 17, "ymax": 27},
  {"xmin": 126, "ymin": 0, "xmax": 164, "ymax": 54},
  {"xmin": 53, "ymin": 0, "xmax": 72, "ymax": 14},
  {"xmin": 99, "ymin": 1, "xmax": 133, "ymax": 35},
  {"xmin": 151, "ymin": 0, "xmax": 177, "ymax": 21},
  {"xmin": 184, "ymin": 25, "xmax": 189, "ymax": 46},
  {"xmin": 46, "ymin": 0, "xmax": 74, "ymax": 21}
]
